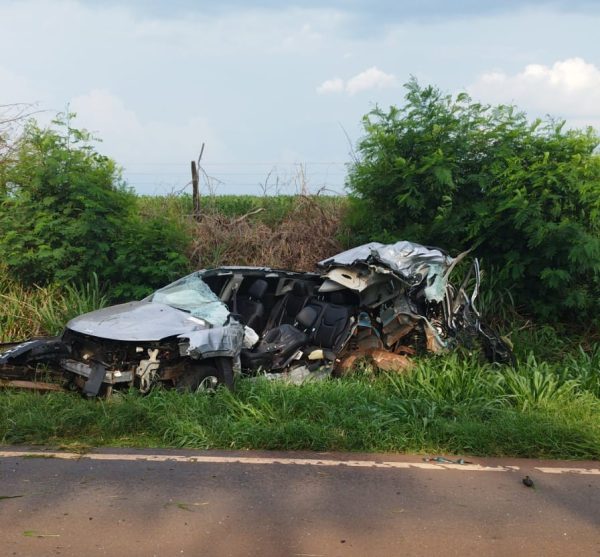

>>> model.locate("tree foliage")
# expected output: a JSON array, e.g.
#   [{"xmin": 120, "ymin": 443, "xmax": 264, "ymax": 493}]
[
  {"xmin": 346, "ymin": 80, "xmax": 600, "ymax": 321},
  {"xmin": 0, "ymin": 104, "xmax": 32, "ymax": 171},
  {"xmin": 0, "ymin": 117, "xmax": 190, "ymax": 298}
]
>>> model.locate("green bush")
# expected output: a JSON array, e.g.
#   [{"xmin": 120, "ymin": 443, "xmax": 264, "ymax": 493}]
[
  {"xmin": 110, "ymin": 215, "xmax": 190, "ymax": 300},
  {"xmin": 346, "ymin": 79, "xmax": 600, "ymax": 322},
  {"xmin": 0, "ymin": 117, "xmax": 189, "ymax": 300},
  {"xmin": 0, "ymin": 119, "xmax": 132, "ymax": 286}
]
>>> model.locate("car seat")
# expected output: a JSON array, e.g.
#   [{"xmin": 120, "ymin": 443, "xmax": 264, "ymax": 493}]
[{"xmin": 236, "ymin": 279, "xmax": 268, "ymax": 331}]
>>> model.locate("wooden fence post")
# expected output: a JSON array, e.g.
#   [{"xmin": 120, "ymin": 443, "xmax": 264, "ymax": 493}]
[
  {"xmin": 191, "ymin": 160, "xmax": 199, "ymax": 221},
  {"xmin": 191, "ymin": 143, "xmax": 204, "ymax": 221}
]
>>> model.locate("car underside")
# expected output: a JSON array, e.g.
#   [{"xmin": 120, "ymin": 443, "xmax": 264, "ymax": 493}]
[{"xmin": 0, "ymin": 241, "xmax": 514, "ymax": 396}]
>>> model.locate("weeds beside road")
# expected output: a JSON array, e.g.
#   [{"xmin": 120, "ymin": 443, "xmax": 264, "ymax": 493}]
[{"xmin": 2, "ymin": 350, "xmax": 598, "ymax": 460}]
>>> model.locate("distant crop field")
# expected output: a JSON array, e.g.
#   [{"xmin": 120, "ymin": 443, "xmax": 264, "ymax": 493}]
[{"xmin": 137, "ymin": 193, "xmax": 348, "ymax": 226}]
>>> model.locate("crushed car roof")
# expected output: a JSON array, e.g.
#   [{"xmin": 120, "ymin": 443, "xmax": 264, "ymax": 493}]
[{"xmin": 318, "ymin": 240, "xmax": 453, "ymax": 281}]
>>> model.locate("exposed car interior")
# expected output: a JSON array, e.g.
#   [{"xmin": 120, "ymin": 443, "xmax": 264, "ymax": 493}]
[{"xmin": 202, "ymin": 271, "xmax": 359, "ymax": 372}]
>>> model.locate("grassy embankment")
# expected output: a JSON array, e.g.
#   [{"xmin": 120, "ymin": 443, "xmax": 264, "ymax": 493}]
[
  {"xmin": 1, "ymin": 347, "xmax": 599, "ymax": 459},
  {"xmin": 1, "ymin": 195, "xmax": 599, "ymax": 459}
]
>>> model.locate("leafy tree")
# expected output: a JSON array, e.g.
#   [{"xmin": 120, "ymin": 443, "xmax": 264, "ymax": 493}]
[
  {"xmin": 110, "ymin": 215, "xmax": 191, "ymax": 300},
  {"xmin": 0, "ymin": 117, "xmax": 189, "ymax": 298},
  {"xmin": 346, "ymin": 79, "xmax": 600, "ymax": 321},
  {"xmin": 0, "ymin": 118, "xmax": 131, "ymax": 285},
  {"xmin": 0, "ymin": 104, "xmax": 32, "ymax": 170}
]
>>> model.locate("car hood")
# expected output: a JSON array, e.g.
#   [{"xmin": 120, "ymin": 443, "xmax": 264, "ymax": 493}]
[{"xmin": 66, "ymin": 301, "xmax": 214, "ymax": 342}]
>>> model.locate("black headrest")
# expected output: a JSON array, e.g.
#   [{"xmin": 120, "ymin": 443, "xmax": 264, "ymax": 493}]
[
  {"xmin": 248, "ymin": 279, "xmax": 268, "ymax": 300},
  {"xmin": 292, "ymin": 281, "xmax": 308, "ymax": 296},
  {"xmin": 295, "ymin": 306, "xmax": 319, "ymax": 329}
]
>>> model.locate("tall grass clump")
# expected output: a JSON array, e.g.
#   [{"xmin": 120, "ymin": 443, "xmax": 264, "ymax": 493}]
[
  {"xmin": 382, "ymin": 355, "xmax": 507, "ymax": 421},
  {"xmin": 499, "ymin": 355, "xmax": 580, "ymax": 411},
  {"xmin": 0, "ymin": 267, "xmax": 107, "ymax": 341},
  {"xmin": 563, "ymin": 346, "xmax": 600, "ymax": 397}
]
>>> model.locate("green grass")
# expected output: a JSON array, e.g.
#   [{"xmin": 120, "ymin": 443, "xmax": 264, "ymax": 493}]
[
  {"xmin": 137, "ymin": 194, "xmax": 347, "ymax": 227},
  {"xmin": 1, "ymin": 353, "xmax": 598, "ymax": 459},
  {"xmin": 0, "ymin": 269, "xmax": 107, "ymax": 342}
]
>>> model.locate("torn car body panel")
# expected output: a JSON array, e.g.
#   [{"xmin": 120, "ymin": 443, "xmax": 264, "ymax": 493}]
[
  {"xmin": 179, "ymin": 324, "xmax": 245, "ymax": 360},
  {"xmin": 0, "ymin": 241, "xmax": 514, "ymax": 395}
]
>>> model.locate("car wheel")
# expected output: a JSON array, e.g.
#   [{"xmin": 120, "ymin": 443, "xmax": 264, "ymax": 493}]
[{"xmin": 175, "ymin": 359, "xmax": 234, "ymax": 393}]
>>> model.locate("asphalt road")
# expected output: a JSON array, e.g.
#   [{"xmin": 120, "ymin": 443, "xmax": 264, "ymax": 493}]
[{"xmin": 0, "ymin": 448, "xmax": 599, "ymax": 557}]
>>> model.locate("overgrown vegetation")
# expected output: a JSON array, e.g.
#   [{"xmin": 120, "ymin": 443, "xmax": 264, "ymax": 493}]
[
  {"xmin": 0, "ymin": 267, "xmax": 108, "ymax": 341},
  {"xmin": 0, "ymin": 117, "xmax": 190, "ymax": 300},
  {"xmin": 138, "ymin": 193, "xmax": 347, "ymax": 271},
  {"xmin": 346, "ymin": 79, "xmax": 600, "ymax": 323},
  {"xmin": 1, "ymin": 352, "xmax": 598, "ymax": 458}
]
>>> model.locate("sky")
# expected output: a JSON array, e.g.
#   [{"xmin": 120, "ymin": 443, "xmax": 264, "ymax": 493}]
[{"xmin": 1, "ymin": 0, "xmax": 599, "ymax": 195}]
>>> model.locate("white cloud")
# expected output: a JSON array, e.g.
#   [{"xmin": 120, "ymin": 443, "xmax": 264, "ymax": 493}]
[
  {"xmin": 317, "ymin": 77, "xmax": 345, "ymax": 94},
  {"xmin": 317, "ymin": 66, "xmax": 396, "ymax": 95},
  {"xmin": 468, "ymin": 57, "xmax": 600, "ymax": 128},
  {"xmin": 281, "ymin": 22, "xmax": 323, "ymax": 51},
  {"xmin": 346, "ymin": 66, "xmax": 396, "ymax": 94},
  {"xmin": 70, "ymin": 89, "xmax": 227, "ymax": 193}
]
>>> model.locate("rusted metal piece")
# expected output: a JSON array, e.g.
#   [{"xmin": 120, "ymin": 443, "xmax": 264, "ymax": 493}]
[
  {"xmin": 0, "ymin": 364, "xmax": 31, "ymax": 379},
  {"xmin": 336, "ymin": 348, "xmax": 413, "ymax": 375},
  {"xmin": 382, "ymin": 313, "xmax": 415, "ymax": 332},
  {"xmin": 350, "ymin": 329, "xmax": 384, "ymax": 351},
  {"xmin": 336, "ymin": 353, "xmax": 363, "ymax": 376},
  {"xmin": 0, "ymin": 378, "xmax": 65, "ymax": 392},
  {"xmin": 394, "ymin": 345, "xmax": 416, "ymax": 356},
  {"xmin": 368, "ymin": 349, "xmax": 413, "ymax": 373}
]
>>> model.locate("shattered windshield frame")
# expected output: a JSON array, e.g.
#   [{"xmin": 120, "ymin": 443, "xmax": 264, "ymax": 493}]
[{"xmin": 145, "ymin": 273, "xmax": 230, "ymax": 326}]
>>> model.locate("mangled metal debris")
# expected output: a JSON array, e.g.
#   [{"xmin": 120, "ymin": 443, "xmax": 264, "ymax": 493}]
[
  {"xmin": 0, "ymin": 241, "xmax": 514, "ymax": 396},
  {"xmin": 337, "ymin": 350, "xmax": 413, "ymax": 375}
]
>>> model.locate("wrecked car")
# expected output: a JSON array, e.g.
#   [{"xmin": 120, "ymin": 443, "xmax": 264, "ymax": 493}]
[{"xmin": 0, "ymin": 241, "xmax": 513, "ymax": 396}]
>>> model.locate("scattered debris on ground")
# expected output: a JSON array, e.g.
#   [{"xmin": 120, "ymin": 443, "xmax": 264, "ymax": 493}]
[
  {"xmin": 423, "ymin": 457, "xmax": 473, "ymax": 465},
  {"xmin": 523, "ymin": 476, "xmax": 535, "ymax": 488}
]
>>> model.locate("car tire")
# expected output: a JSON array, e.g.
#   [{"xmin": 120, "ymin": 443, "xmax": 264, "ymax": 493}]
[{"xmin": 175, "ymin": 359, "xmax": 234, "ymax": 393}]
